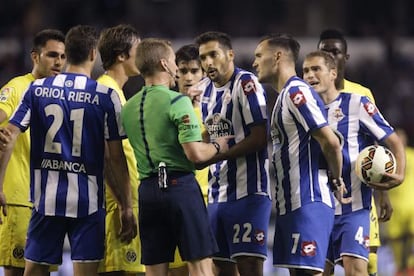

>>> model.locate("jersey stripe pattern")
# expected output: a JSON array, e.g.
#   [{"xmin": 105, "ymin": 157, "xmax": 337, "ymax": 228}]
[
  {"xmin": 326, "ymin": 92, "xmax": 394, "ymax": 215},
  {"xmin": 271, "ymin": 76, "xmax": 333, "ymax": 215},
  {"xmin": 10, "ymin": 73, "xmax": 125, "ymax": 218},
  {"xmin": 199, "ymin": 68, "xmax": 270, "ymax": 203}
]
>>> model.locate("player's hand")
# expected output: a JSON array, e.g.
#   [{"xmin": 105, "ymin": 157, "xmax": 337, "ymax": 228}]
[
  {"xmin": 187, "ymin": 85, "xmax": 203, "ymax": 105},
  {"xmin": 0, "ymin": 192, "xmax": 7, "ymax": 224},
  {"xmin": 367, "ymin": 172, "xmax": 403, "ymax": 190},
  {"xmin": 0, "ymin": 128, "xmax": 12, "ymax": 151},
  {"xmin": 377, "ymin": 190, "xmax": 393, "ymax": 222},
  {"xmin": 118, "ymin": 207, "xmax": 138, "ymax": 244},
  {"xmin": 332, "ymin": 178, "xmax": 352, "ymax": 205},
  {"xmin": 214, "ymin": 135, "xmax": 234, "ymax": 154}
]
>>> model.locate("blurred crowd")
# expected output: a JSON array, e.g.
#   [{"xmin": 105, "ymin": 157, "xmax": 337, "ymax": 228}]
[{"xmin": 1, "ymin": 0, "xmax": 414, "ymax": 144}]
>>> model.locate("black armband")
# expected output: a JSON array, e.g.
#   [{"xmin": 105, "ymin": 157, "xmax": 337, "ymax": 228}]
[{"xmin": 211, "ymin": 141, "xmax": 220, "ymax": 154}]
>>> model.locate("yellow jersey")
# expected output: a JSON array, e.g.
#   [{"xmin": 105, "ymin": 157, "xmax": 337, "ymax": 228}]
[
  {"xmin": 97, "ymin": 74, "xmax": 139, "ymax": 210},
  {"xmin": 342, "ymin": 79, "xmax": 375, "ymax": 103},
  {"xmin": 0, "ymin": 73, "xmax": 34, "ymax": 207},
  {"xmin": 388, "ymin": 146, "xmax": 414, "ymax": 210},
  {"xmin": 194, "ymin": 106, "xmax": 209, "ymax": 202}
]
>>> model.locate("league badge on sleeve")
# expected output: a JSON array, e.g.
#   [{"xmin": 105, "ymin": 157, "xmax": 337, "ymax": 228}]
[{"xmin": 0, "ymin": 87, "xmax": 13, "ymax": 102}]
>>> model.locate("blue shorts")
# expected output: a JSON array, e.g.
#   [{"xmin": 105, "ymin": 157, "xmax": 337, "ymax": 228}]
[
  {"xmin": 273, "ymin": 202, "xmax": 334, "ymax": 272},
  {"xmin": 139, "ymin": 173, "xmax": 218, "ymax": 265},
  {"xmin": 25, "ymin": 208, "xmax": 105, "ymax": 265},
  {"xmin": 327, "ymin": 209, "xmax": 370, "ymax": 264},
  {"xmin": 208, "ymin": 194, "xmax": 272, "ymax": 261}
]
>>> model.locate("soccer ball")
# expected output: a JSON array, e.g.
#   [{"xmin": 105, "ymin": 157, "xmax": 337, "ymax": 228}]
[{"xmin": 355, "ymin": 145, "xmax": 396, "ymax": 184}]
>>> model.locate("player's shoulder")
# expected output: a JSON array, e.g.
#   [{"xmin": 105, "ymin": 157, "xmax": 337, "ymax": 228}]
[
  {"xmin": 1, "ymin": 73, "xmax": 34, "ymax": 91},
  {"xmin": 235, "ymin": 67, "xmax": 263, "ymax": 94},
  {"xmin": 343, "ymin": 79, "xmax": 373, "ymax": 96},
  {"xmin": 285, "ymin": 76, "xmax": 312, "ymax": 94}
]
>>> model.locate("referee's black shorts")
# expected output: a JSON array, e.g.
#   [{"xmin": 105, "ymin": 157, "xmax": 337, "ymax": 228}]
[{"xmin": 139, "ymin": 172, "xmax": 218, "ymax": 265}]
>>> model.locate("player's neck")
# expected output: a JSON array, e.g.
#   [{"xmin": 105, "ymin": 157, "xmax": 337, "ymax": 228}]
[
  {"xmin": 277, "ymin": 66, "xmax": 296, "ymax": 93},
  {"xmin": 320, "ymin": 87, "xmax": 340, "ymax": 104},
  {"xmin": 144, "ymin": 72, "xmax": 170, "ymax": 88},
  {"xmin": 105, "ymin": 68, "xmax": 128, "ymax": 88},
  {"xmin": 65, "ymin": 63, "xmax": 93, "ymax": 78},
  {"xmin": 336, "ymin": 76, "xmax": 345, "ymax": 90}
]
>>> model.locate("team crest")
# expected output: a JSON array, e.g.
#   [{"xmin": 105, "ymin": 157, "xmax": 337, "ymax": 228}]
[
  {"xmin": 364, "ymin": 102, "xmax": 378, "ymax": 116},
  {"xmin": 223, "ymin": 88, "xmax": 232, "ymax": 104},
  {"xmin": 254, "ymin": 230, "xmax": 265, "ymax": 245},
  {"xmin": 332, "ymin": 108, "xmax": 345, "ymax": 121},
  {"xmin": 0, "ymin": 87, "xmax": 13, "ymax": 102},
  {"xmin": 290, "ymin": 90, "xmax": 306, "ymax": 107},
  {"xmin": 205, "ymin": 113, "xmax": 232, "ymax": 140},
  {"xmin": 12, "ymin": 246, "xmax": 24, "ymax": 259},
  {"xmin": 125, "ymin": 249, "xmax": 137, "ymax": 262},
  {"xmin": 301, "ymin": 241, "xmax": 317, "ymax": 256},
  {"xmin": 65, "ymin": 80, "xmax": 74, "ymax": 87},
  {"xmin": 241, "ymin": 79, "xmax": 257, "ymax": 96}
]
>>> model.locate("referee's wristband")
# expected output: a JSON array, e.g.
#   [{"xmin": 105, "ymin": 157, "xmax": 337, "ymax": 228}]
[{"xmin": 211, "ymin": 141, "xmax": 220, "ymax": 154}]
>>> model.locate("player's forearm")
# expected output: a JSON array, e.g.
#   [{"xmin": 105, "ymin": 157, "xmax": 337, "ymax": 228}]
[
  {"xmin": 323, "ymin": 145, "xmax": 343, "ymax": 180},
  {"xmin": 106, "ymin": 142, "xmax": 133, "ymax": 210},
  {"xmin": 0, "ymin": 125, "xmax": 19, "ymax": 192},
  {"xmin": 108, "ymin": 160, "xmax": 133, "ymax": 210},
  {"xmin": 313, "ymin": 126, "xmax": 343, "ymax": 179},
  {"xmin": 385, "ymin": 134, "xmax": 406, "ymax": 180}
]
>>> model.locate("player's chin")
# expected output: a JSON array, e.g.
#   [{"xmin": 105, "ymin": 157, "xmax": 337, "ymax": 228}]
[{"xmin": 50, "ymin": 70, "xmax": 61, "ymax": 76}]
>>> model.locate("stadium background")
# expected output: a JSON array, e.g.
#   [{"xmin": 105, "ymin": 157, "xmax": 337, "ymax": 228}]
[{"xmin": 0, "ymin": 0, "xmax": 413, "ymax": 275}]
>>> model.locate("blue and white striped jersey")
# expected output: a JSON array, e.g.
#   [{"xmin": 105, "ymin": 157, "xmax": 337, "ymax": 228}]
[
  {"xmin": 271, "ymin": 76, "xmax": 333, "ymax": 215},
  {"xmin": 10, "ymin": 73, "xmax": 125, "ymax": 218},
  {"xmin": 198, "ymin": 68, "xmax": 270, "ymax": 203},
  {"xmin": 326, "ymin": 92, "xmax": 394, "ymax": 215}
]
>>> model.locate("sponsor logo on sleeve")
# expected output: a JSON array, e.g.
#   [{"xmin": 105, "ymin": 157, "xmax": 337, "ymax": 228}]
[
  {"xmin": 290, "ymin": 90, "xmax": 307, "ymax": 107},
  {"xmin": 241, "ymin": 79, "xmax": 257, "ymax": 96},
  {"xmin": 364, "ymin": 102, "xmax": 378, "ymax": 116}
]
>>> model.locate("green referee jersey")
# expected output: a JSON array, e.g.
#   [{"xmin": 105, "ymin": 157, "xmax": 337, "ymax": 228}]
[{"xmin": 121, "ymin": 85, "xmax": 202, "ymax": 179}]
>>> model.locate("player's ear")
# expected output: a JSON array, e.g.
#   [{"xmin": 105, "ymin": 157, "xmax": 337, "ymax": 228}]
[
  {"xmin": 274, "ymin": 51, "xmax": 282, "ymax": 63},
  {"xmin": 331, "ymin": 68, "xmax": 337, "ymax": 81},
  {"xmin": 118, "ymin": 53, "xmax": 127, "ymax": 62},
  {"xmin": 31, "ymin": 50, "xmax": 40, "ymax": 65},
  {"xmin": 227, "ymin": 49, "xmax": 234, "ymax": 61},
  {"xmin": 345, "ymin": 53, "xmax": 350, "ymax": 61},
  {"xmin": 90, "ymin": 48, "xmax": 97, "ymax": 62}
]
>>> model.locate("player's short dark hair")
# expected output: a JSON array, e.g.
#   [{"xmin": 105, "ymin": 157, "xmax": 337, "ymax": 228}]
[
  {"xmin": 260, "ymin": 33, "xmax": 300, "ymax": 62},
  {"xmin": 318, "ymin": 29, "xmax": 348, "ymax": 52},
  {"xmin": 175, "ymin": 44, "xmax": 200, "ymax": 65},
  {"xmin": 65, "ymin": 25, "xmax": 98, "ymax": 65},
  {"xmin": 32, "ymin": 29, "xmax": 65, "ymax": 53},
  {"xmin": 98, "ymin": 24, "xmax": 140, "ymax": 70},
  {"xmin": 195, "ymin": 31, "xmax": 232, "ymax": 50}
]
